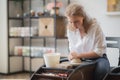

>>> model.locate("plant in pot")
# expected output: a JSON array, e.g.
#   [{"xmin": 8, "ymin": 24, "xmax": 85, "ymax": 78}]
[{"xmin": 46, "ymin": 1, "xmax": 63, "ymax": 16}]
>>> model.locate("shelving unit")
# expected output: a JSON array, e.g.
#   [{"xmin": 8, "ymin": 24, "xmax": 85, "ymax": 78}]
[{"xmin": 7, "ymin": 0, "xmax": 70, "ymax": 74}]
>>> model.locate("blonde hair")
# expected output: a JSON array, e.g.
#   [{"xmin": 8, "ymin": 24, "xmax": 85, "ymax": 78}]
[{"xmin": 65, "ymin": 3, "xmax": 94, "ymax": 33}]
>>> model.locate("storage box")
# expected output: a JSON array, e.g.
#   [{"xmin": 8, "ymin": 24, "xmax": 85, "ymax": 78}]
[
  {"xmin": 38, "ymin": 17, "xmax": 66, "ymax": 38},
  {"xmin": 39, "ymin": 18, "xmax": 54, "ymax": 37}
]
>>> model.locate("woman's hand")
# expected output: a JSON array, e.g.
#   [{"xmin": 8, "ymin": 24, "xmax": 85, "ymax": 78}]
[
  {"xmin": 68, "ymin": 51, "xmax": 79, "ymax": 60},
  {"xmin": 71, "ymin": 51, "xmax": 79, "ymax": 59}
]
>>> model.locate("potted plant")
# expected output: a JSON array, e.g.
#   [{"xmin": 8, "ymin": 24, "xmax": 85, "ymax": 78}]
[{"xmin": 46, "ymin": 1, "xmax": 63, "ymax": 15}]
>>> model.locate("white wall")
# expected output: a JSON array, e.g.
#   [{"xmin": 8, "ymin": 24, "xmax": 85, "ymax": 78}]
[
  {"xmin": 0, "ymin": 0, "xmax": 8, "ymax": 73},
  {"xmin": 71, "ymin": 0, "xmax": 120, "ymax": 66},
  {"xmin": 72, "ymin": 0, "xmax": 120, "ymax": 37}
]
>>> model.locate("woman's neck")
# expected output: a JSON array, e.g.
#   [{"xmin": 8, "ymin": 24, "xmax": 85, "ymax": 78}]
[{"xmin": 79, "ymin": 26, "xmax": 86, "ymax": 38}]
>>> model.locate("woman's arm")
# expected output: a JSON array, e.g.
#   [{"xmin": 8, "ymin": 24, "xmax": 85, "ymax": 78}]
[{"xmin": 70, "ymin": 51, "xmax": 100, "ymax": 60}]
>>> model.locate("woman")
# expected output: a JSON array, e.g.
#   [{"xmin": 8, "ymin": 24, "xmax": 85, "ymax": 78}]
[{"xmin": 65, "ymin": 3, "xmax": 110, "ymax": 80}]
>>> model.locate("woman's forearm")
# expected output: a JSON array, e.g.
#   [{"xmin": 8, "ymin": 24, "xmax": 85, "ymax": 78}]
[{"xmin": 78, "ymin": 51, "xmax": 100, "ymax": 59}]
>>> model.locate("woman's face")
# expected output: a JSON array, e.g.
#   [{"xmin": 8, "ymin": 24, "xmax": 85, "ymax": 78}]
[{"xmin": 67, "ymin": 16, "xmax": 84, "ymax": 29}]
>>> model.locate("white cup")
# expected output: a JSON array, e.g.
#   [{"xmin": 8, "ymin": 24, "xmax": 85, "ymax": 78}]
[{"xmin": 43, "ymin": 53, "xmax": 60, "ymax": 68}]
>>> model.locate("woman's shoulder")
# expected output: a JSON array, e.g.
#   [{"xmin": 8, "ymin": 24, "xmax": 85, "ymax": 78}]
[{"xmin": 89, "ymin": 18, "xmax": 101, "ymax": 32}]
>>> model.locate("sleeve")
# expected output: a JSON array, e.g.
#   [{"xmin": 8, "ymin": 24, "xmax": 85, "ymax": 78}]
[{"xmin": 93, "ymin": 24, "xmax": 107, "ymax": 57}]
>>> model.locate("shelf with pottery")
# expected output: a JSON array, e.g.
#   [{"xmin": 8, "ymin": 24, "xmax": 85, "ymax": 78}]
[
  {"xmin": 9, "ymin": 15, "xmax": 66, "ymax": 19},
  {"xmin": 7, "ymin": 0, "xmax": 70, "ymax": 74},
  {"xmin": 9, "ymin": 24, "xmax": 66, "ymax": 39}
]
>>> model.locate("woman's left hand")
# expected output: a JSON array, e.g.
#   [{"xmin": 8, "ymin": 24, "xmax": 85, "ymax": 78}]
[{"xmin": 70, "ymin": 51, "xmax": 79, "ymax": 59}]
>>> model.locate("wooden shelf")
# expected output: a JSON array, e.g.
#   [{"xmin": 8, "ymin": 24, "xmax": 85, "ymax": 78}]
[
  {"xmin": 10, "ymin": 55, "xmax": 43, "ymax": 58},
  {"xmin": 9, "ymin": 15, "xmax": 66, "ymax": 20},
  {"xmin": 106, "ymin": 12, "xmax": 120, "ymax": 15}
]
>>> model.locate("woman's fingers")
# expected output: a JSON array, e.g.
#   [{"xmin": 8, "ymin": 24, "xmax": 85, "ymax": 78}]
[{"xmin": 70, "ymin": 51, "xmax": 78, "ymax": 59}]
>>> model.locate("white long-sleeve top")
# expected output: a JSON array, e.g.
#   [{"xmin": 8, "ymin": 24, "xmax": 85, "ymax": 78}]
[{"xmin": 67, "ymin": 23, "xmax": 106, "ymax": 57}]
